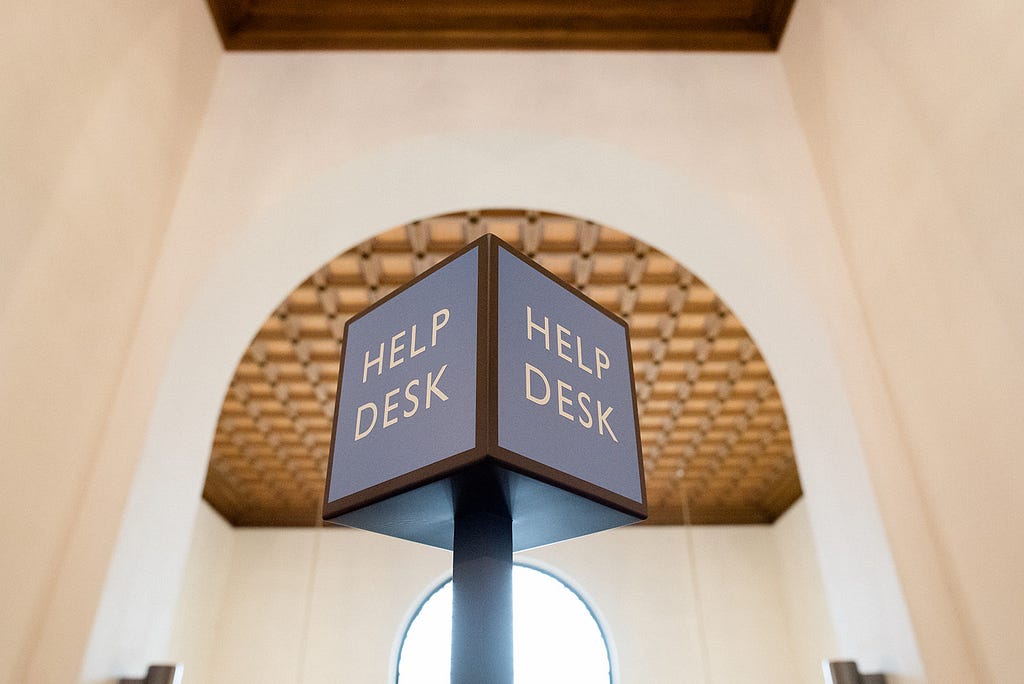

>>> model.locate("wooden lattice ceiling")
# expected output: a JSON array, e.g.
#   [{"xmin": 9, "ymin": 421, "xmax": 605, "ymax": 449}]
[{"xmin": 203, "ymin": 211, "xmax": 801, "ymax": 527}]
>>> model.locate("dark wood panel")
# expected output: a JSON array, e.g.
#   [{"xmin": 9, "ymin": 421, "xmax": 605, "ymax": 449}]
[{"xmin": 206, "ymin": 0, "xmax": 797, "ymax": 51}]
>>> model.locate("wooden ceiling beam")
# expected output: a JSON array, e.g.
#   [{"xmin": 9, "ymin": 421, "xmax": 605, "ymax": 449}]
[{"xmin": 206, "ymin": 0, "xmax": 794, "ymax": 51}]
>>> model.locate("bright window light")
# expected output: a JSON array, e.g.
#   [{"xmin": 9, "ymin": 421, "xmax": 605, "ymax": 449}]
[{"xmin": 396, "ymin": 564, "xmax": 612, "ymax": 684}]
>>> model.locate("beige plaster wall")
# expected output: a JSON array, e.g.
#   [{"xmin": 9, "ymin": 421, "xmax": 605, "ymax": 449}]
[
  {"xmin": 0, "ymin": 1, "xmax": 221, "ymax": 682},
  {"xmin": 173, "ymin": 518, "xmax": 826, "ymax": 683},
  {"xmin": 773, "ymin": 499, "xmax": 839, "ymax": 684},
  {"xmin": 6, "ymin": 7, "xmax": 1017, "ymax": 681},
  {"xmin": 166, "ymin": 502, "xmax": 235, "ymax": 684},
  {"xmin": 781, "ymin": 2, "xmax": 1024, "ymax": 681},
  {"xmin": 71, "ymin": 52, "xmax": 925, "ymax": 681}
]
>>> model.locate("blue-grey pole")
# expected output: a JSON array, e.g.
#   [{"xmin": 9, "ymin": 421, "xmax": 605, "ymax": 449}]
[{"xmin": 451, "ymin": 509, "xmax": 513, "ymax": 684}]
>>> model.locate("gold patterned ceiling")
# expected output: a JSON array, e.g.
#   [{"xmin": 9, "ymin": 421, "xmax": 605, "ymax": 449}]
[{"xmin": 203, "ymin": 210, "xmax": 800, "ymax": 526}]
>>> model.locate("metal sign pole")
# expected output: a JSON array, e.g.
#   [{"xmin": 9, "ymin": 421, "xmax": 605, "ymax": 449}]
[
  {"xmin": 322, "ymin": 236, "xmax": 647, "ymax": 682},
  {"xmin": 451, "ymin": 508, "xmax": 513, "ymax": 684}
]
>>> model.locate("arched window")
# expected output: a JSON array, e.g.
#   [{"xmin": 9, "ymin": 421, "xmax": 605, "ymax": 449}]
[{"xmin": 396, "ymin": 564, "xmax": 612, "ymax": 684}]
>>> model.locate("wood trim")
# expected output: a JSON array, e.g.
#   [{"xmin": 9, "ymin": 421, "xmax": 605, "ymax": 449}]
[
  {"xmin": 766, "ymin": 0, "xmax": 797, "ymax": 48},
  {"xmin": 207, "ymin": 0, "xmax": 795, "ymax": 51},
  {"xmin": 205, "ymin": 0, "xmax": 252, "ymax": 44}
]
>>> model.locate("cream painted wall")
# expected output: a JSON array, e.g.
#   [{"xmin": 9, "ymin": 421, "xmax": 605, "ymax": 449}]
[
  {"xmin": 76, "ymin": 54, "xmax": 928, "ymax": 682},
  {"xmin": 166, "ymin": 502, "xmax": 235, "ymax": 684},
  {"xmin": 6, "ymin": 5, "xmax": 1016, "ymax": 682},
  {"xmin": 781, "ymin": 2, "xmax": 1024, "ymax": 681},
  {"xmin": 531, "ymin": 526, "xmax": 802, "ymax": 684},
  {"xmin": 773, "ymin": 500, "xmax": 839, "ymax": 684},
  {"xmin": 172, "ymin": 512, "xmax": 832, "ymax": 684},
  {"xmin": 219, "ymin": 529, "xmax": 451, "ymax": 684},
  {"xmin": 0, "ymin": 1, "xmax": 221, "ymax": 682}
]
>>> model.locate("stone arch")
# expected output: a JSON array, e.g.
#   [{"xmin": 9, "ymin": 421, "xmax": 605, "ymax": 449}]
[{"xmin": 87, "ymin": 130, "xmax": 921, "ymax": 679}]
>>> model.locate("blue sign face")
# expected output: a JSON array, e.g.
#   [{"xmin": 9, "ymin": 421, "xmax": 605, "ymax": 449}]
[
  {"xmin": 328, "ymin": 248, "xmax": 479, "ymax": 502},
  {"xmin": 496, "ymin": 248, "xmax": 643, "ymax": 504}
]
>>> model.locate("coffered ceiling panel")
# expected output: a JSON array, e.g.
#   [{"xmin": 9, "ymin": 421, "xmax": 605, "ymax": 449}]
[{"xmin": 203, "ymin": 211, "xmax": 802, "ymax": 526}]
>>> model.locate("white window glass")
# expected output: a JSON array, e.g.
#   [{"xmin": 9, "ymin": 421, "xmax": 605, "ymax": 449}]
[{"xmin": 396, "ymin": 564, "xmax": 612, "ymax": 684}]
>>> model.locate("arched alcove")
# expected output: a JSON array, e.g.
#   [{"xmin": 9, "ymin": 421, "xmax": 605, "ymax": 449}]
[
  {"xmin": 203, "ymin": 211, "xmax": 800, "ymax": 529},
  {"xmin": 86, "ymin": 130, "xmax": 920, "ymax": 681}
]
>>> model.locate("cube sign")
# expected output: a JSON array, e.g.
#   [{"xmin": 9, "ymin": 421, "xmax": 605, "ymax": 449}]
[{"xmin": 323, "ymin": 235, "xmax": 646, "ymax": 551}]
